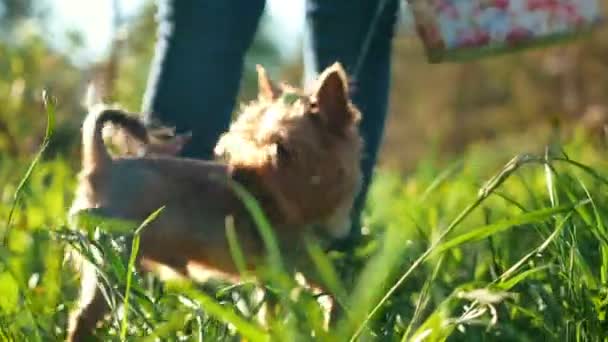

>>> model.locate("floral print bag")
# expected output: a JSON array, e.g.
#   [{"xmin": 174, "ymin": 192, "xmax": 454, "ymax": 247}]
[{"xmin": 409, "ymin": 0, "xmax": 603, "ymax": 63}]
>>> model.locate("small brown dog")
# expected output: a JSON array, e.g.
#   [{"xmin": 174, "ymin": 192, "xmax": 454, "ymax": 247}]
[{"xmin": 67, "ymin": 63, "xmax": 362, "ymax": 341}]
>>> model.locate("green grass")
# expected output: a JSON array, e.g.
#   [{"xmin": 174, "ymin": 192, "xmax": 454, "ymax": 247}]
[{"xmin": 1, "ymin": 104, "xmax": 608, "ymax": 341}]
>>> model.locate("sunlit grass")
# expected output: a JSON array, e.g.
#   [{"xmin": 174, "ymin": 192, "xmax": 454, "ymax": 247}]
[{"xmin": 1, "ymin": 101, "xmax": 607, "ymax": 341}]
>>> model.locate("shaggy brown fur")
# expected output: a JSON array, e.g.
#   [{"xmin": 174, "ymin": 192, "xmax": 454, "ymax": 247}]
[{"xmin": 66, "ymin": 63, "xmax": 362, "ymax": 341}]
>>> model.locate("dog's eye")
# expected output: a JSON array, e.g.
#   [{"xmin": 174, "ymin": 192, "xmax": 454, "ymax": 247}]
[{"xmin": 308, "ymin": 112, "xmax": 323, "ymax": 126}]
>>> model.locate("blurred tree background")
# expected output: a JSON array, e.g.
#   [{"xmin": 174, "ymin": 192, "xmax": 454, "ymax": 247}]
[
  {"xmin": 0, "ymin": 0, "xmax": 285, "ymax": 165},
  {"xmin": 0, "ymin": 0, "xmax": 607, "ymax": 172},
  {"xmin": 381, "ymin": 2, "xmax": 608, "ymax": 171}
]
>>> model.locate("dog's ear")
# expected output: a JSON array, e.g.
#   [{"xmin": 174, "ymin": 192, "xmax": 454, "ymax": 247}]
[
  {"xmin": 256, "ymin": 65, "xmax": 280, "ymax": 101},
  {"xmin": 312, "ymin": 62, "xmax": 355, "ymax": 133}
]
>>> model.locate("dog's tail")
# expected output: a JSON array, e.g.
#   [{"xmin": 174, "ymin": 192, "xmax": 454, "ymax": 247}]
[{"xmin": 81, "ymin": 107, "xmax": 149, "ymax": 171}]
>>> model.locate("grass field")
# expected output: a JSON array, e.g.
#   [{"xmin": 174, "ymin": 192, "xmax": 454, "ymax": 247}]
[{"xmin": 1, "ymin": 106, "xmax": 608, "ymax": 341}]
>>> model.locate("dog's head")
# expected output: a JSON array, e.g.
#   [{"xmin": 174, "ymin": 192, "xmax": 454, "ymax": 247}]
[{"xmin": 215, "ymin": 63, "xmax": 363, "ymax": 237}]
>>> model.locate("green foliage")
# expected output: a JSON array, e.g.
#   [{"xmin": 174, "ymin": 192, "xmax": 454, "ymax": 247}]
[
  {"xmin": 0, "ymin": 0, "xmax": 39, "ymax": 35},
  {"xmin": 2, "ymin": 108, "xmax": 608, "ymax": 340},
  {"xmin": 362, "ymin": 131, "xmax": 608, "ymax": 341},
  {"xmin": 0, "ymin": 31, "xmax": 82, "ymax": 159},
  {"xmin": 382, "ymin": 0, "xmax": 608, "ymax": 170}
]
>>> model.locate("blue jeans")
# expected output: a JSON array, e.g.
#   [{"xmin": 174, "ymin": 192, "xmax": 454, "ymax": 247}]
[{"xmin": 142, "ymin": 0, "xmax": 399, "ymax": 242}]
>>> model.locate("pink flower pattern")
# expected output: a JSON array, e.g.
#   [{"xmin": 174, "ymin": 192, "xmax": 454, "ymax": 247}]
[{"xmin": 412, "ymin": 0, "xmax": 601, "ymax": 52}]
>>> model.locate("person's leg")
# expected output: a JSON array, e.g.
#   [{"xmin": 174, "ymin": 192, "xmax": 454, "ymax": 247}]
[
  {"xmin": 304, "ymin": 0, "xmax": 399, "ymax": 243},
  {"xmin": 142, "ymin": 0, "xmax": 266, "ymax": 159}
]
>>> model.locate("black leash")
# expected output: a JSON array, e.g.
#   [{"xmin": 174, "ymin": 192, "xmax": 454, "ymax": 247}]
[
  {"xmin": 351, "ymin": 0, "xmax": 391, "ymax": 81},
  {"xmin": 329, "ymin": 0, "xmax": 394, "ymax": 252}
]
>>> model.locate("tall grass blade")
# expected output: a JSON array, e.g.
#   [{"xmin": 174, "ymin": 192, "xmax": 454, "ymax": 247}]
[
  {"xmin": 433, "ymin": 202, "xmax": 584, "ymax": 255},
  {"xmin": 303, "ymin": 235, "xmax": 347, "ymax": 308},
  {"xmin": 350, "ymin": 154, "xmax": 537, "ymax": 340},
  {"xmin": 3, "ymin": 90, "xmax": 55, "ymax": 245},
  {"xmin": 120, "ymin": 207, "xmax": 164, "ymax": 341},
  {"xmin": 227, "ymin": 180, "xmax": 283, "ymax": 274},
  {"xmin": 167, "ymin": 281, "xmax": 269, "ymax": 342},
  {"xmin": 497, "ymin": 212, "xmax": 572, "ymax": 284},
  {"xmin": 337, "ymin": 224, "xmax": 408, "ymax": 340},
  {"xmin": 225, "ymin": 215, "xmax": 248, "ymax": 276}
]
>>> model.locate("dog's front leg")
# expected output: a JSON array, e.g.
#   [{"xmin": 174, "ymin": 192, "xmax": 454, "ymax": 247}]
[{"xmin": 67, "ymin": 260, "xmax": 110, "ymax": 342}]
